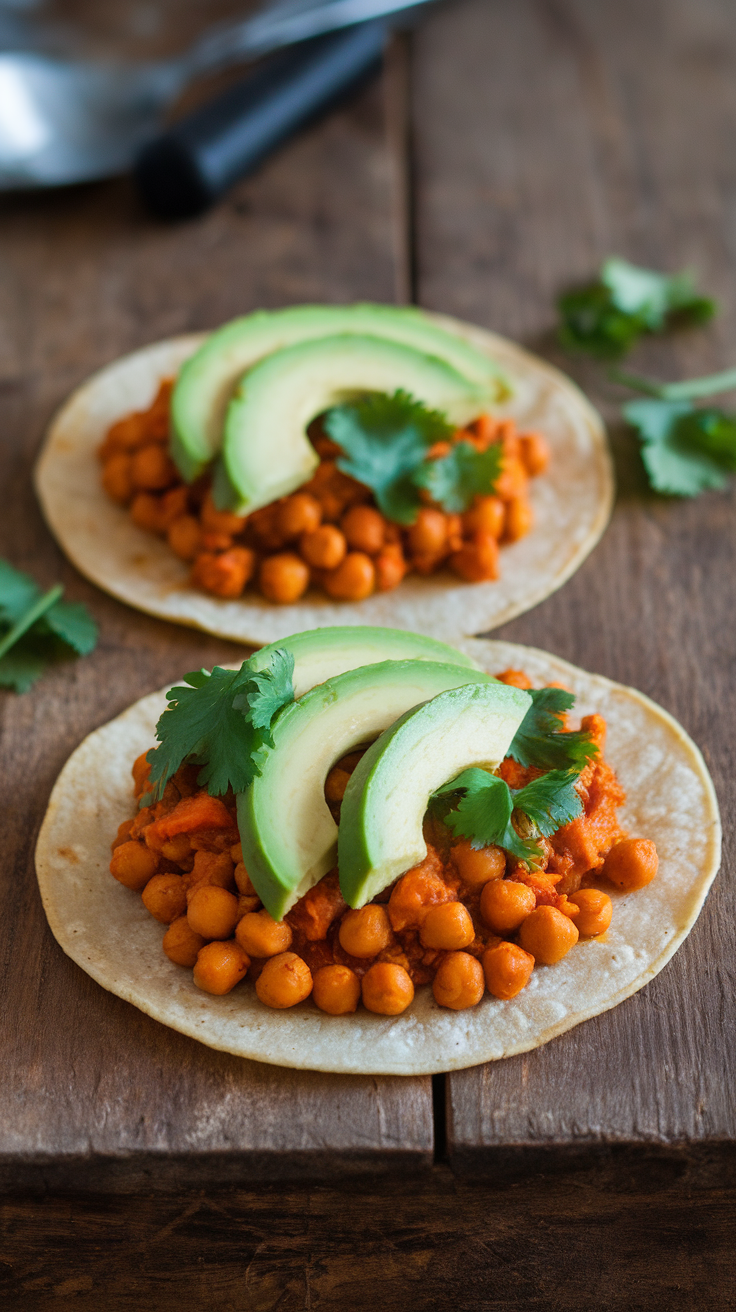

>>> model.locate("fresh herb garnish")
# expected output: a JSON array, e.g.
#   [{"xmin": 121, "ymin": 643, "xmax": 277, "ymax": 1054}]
[
  {"xmin": 433, "ymin": 767, "xmax": 583, "ymax": 863},
  {"xmin": 145, "ymin": 650, "xmax": 295, "ymax": 802},
  {"xmin": 0, "ymin": 559, "xmax": 98, "ymax": 692},
  {"xmin": 507, "ymin": 687, "xmax": 599, "ymax": 772},
  {"xmin": 558, "ymin": 257, "xmax": 715, "ymax": 358},
  {"xmin": 324, "ymin": 390, "xmax": 500, "ymax": 523}
]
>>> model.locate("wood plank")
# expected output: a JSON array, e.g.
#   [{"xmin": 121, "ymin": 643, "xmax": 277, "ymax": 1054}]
[
  {"xmin": 410, "ymin": 0, "xmax": 736, "ymax": 1168},
  {"xmin": 0, "ymin": 69, "xmax": 433, "ymax": 1189}
]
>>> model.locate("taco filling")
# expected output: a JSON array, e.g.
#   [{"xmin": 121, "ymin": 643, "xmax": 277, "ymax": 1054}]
[{"xmin": 107, "ymin": 636, "xmax": 658, "ymax": 1019}]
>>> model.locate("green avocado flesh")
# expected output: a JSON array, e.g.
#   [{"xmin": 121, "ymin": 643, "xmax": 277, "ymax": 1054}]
[
  {"xmin": 237, "ymin": 660, "xmax": 496, "ymax": 922},
  {"xmin": 170, "ymin": 304, "xmax": 509, "ymax": 482},
  {"xmin": 338, "ymin": 681, "xmax": 532, "ymax": 909},
  {"xmin": 217, "ymin": 333, "xmax": 494, "ymax": 514},
  {"xmin": 248, "ymin": 625, "xmax": 480, "ymax": 699}
]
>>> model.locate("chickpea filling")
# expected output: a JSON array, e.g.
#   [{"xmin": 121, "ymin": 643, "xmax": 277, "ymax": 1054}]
[
  {"xmin": 109, "ymin": 670, "xmax": 659, "ymax": 1017},
  {"xmin": 98, "ymin": 381, "xmax": 550, "ymax": 605}
]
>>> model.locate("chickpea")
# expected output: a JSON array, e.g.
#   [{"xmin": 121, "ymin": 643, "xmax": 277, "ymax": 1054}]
[
  {"xmin": 496, "ymin": 669, "xmax": 532, "ymax": 690},
  {"xmin": 495, "ymin": 455, "xmax": 528, "ymax": 502},
  {"xmin": 325, "ymin": 766, "xmax": 351, "ymax": 805},
  {"xmin": 230, "ymin": 842, "xmax": 243, "ymax": 864},
  {"xmin": 200, "ymin": 530, "xmax": 233, "ymax": 554},
  {"xmin": 110, "ymin": 841, "xmax": 159, "ymax": 890},
  {"xmin": 112, "ymin": 819, "xmax": 134, "ymax": 851},
  {"xmin": 519, "ymin": 431, "xmax": 550, "ymax": 477},
  {"xmin": 141, "ymin": 873, "xmax": 187, "ymax": 924},
  {"xmin": 130, "ymin": 492, "xmax": 166, "ymax": 535},
  {"xmin": 568, "ymin": 888, "xmax": 613, "ymax": 936},
  {"xmin": 158, "ymin": 485, "xmax": 189, "ymax": 529},
  {"xmin": 480, "ymin": 879, "xmax": 536, "ymax": 934},
  {"xmin": 193, "ymin": 940, "xmax": 250, "ymax": 995},
  {"xmin": 235, "ymin": 909, "xmax": 293, "ymax": 958},
  {"xmin": 483, "ymin": 941, "xmax": 535, "ymax": 999},
  {"xmin": 102, "ymin": 453, "xmax": 133, "ymax": 504},
  {"xmin": 192, "ymin": 547, "xmax": 255, "ymax": 599},
  {"xmin": 602, "ymin": 838, "xmax": 658, "ymax": 892},
  {"xmin": 472, "ymin": 414, "xmax": 499, "ymax": 447},
  {"xmin": 503, "ymin": 496, "xmax": 534, "ymax": 543},
  {"xmin": 167, "ymin": 515, "xmax": 202, "ymax": 561},
  {"xmin": 375, "ymin": 545, "xmax": 407, "ymax": 592},
  {"xmin": 518, "ymin": 905, "xmax": 579, "ymax": 965},
  {"xmin": 420, "ymin": 902, "xmax": 475, "ymax": 950},
  {"xmin": 132, "ymin": 751, "xmax": 151, "ymax": 798},
  {"xmin": 300, "ymin": 524, "xmax": 347, "ymax": 570},
  {"xmin": 163, "ymin": 915, "xmax": 205, "ymax": 968},
  {"xmin": 130, "ymin": 444, "xmax": 177, "ymax": 491},
  {"xmin": 432, "ymin": 951, "xmax": 485, "ymax": 1010},
  {"xmin": 313, "ymin": 964, "xmax": 361, "ymax": 1015},
  {"xmin": 338, "ymin": 905, "xmax": 392, "ymax": 958},
  {"xmin": 449, "ymin": 532, "xmax": 499, "ymax": 582},
  {"xmin": 453, "ymin": 840, "xmax": 505, "ymax": 887},
  {"xmin": 187, "ymin": 886, "xmax": 240, "ymax": 940},
  {"xmin": 323, "ymin": 552, "xmax": 375, "ymax": 601},
  {"xmin": 255, "ymin": 952, "xmax": 313, "ymax": 1008},
  {"xmin": 259, "ymin": 552, "xmax": 310, "ymax": 604},
  {"xmin": 200, "ymin": 490, "xmax": 247, "ymax": 537},
  {"xmin": 341, "ymin": 505, "xmax": 386, "ymax": 555},
  {"xmin": 462, "ymin": 495, "xmax": 504, "ymax": 539},
  {"xmin": 102, "ymin": 413, "xmax": 148, "ymax": 455},
  {"xmin": 160, "ymin": 833, "xmax": 192, "ymax": 864},
  {"xmin": 276, "ymin": 492, "xmax": 322, "ymax": 540},
  {"xmin": 234, "ymin": 862, "xmax": 257, "ymax": 896},
  {"xmin": 361, "ymin": 962, "xmax": 414, "ymax": 1015},
  {"xmin": 407, "ymin": 507, "xmax": 447, "ymax": 558}
]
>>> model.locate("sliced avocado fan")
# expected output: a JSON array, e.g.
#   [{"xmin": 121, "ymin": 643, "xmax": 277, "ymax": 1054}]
[
  {"xmin": 237, "ymin": 659, "xmax": 496, "ymax": 922},
  {"xmin": 338, "ymin": 681, "xmax": 532, "ymax": 909},
  {"xmin": 170, "ymin": 304, "xmax": 510, "ymax": 482}
]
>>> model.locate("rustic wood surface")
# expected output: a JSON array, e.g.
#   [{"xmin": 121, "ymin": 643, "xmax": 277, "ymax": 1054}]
[{"xmin": 1, "ymin": 0, "xmax": 735, "ymax": 1303}]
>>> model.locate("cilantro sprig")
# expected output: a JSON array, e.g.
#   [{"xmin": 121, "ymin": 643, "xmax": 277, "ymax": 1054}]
[
  {"xmin": 145, "ymin": 649, "xmax": 295, "ymax": 802},
  {"xmin": 433, "ymin": 767, "xmax": 583, "ymax": 863},
  {"xmin": 324, "ymin": 390, "xmax": 500, "ymax": 524},
  {"xmin": 0, "ymin": 560, "xmax": 98, "ymax": 692},
  {"xmin": 558, "ymin": 257, "xmax": 715, "ymax": 358},
  {"xmin": 507, "ymin": 687, "xmax": 599, "ymax": 772}
]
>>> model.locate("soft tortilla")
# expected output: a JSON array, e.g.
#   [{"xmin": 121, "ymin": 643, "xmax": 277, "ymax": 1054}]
[
  {"xmin": 35, "ymin": 638, "xmax": 720, "ymax": 1076},
  {"xmin": 33, "ymin": 315, "xmax": 613, "ymax": 645}
]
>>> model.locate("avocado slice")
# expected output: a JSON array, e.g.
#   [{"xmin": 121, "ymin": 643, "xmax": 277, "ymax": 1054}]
[
  {"xmin": 237, "ymin": 660, "xmax": 495, "ymax": 921},
  {"xmin": 170, "ymin": 304, "xmax": 509, "ymax": 482},
  {"xmin": 217, "ymin": 334, "xmax": 494, "ymax": 513},
  {"xmin": 248, "ymin": 625, "xmax": 480, "ymax": 699},
  {"xmin": 338, "ymin": 682, "xmax": 532, "ymax": 909}
]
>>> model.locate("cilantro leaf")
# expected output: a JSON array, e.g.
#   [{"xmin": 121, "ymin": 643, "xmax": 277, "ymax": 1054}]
[
  {"xmin": 0, "ymin": 561, "xmax": 98, "ymax": 694},
  {"xmin": 41, "ymin": 601, "xmax": 99, "ymax": 654},
  {"xmin": 512, "ymin": 770, "xmax": 583, "ymax": 835},
  {"xmin": 0, "ymin": 644, "xmax": 50, "ymax": 693},
  {"xmin": 0, "ymin": 560, "xmax": 41, "ymax": 625},
  {"xmin": 508, "ymin": 687, "xmax": 598, "ymax": 772},
  {"xmin": 146, "ymin": 650, "xmax": 295, "ymax": 801},
  {"xmin": 558, "ymin": 257, "xmax": 715, "ymax": 358},
  {"xmin": 434, "ymin": 766, "xmax": 583, "ymax": 862},
  {"xmin": 412, "ymin": 440, "xmax": 502, "ymax": 513},
  {"xmin": 623, "ymin": 399, "xmax": 730, "ymax": 496},
  {"xmin": 324, "ymin": 391, "xmax": 452, "ymax": 524}
]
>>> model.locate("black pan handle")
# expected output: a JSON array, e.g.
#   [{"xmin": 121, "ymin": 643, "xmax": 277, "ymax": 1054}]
[{"xmin": 135, "ymin": 20, "xmax": 387, "ymax": 218}]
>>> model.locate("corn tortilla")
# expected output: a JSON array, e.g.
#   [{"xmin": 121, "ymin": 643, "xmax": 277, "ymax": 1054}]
[
  {"xmin": 35, "ymin": 638, "xmax": 721, "ymax": 1076},
  {"xmin": 34, "ymin": 314, "xmax": 613, "ymax": 644}
]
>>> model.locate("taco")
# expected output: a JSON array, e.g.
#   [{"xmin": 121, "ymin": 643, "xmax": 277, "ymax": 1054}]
[
  {"xmin": 35, "ymin": 627, "xmax": 720, "ymax": 1076},
  {"xmin": 34, "ymin": 308, "xmax": 612, "ymax": 646}
]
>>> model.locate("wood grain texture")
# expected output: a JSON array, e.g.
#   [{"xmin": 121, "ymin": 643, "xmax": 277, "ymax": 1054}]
[
  {"xmin": 0, "ymin": 71, "xmax": 433, "ymax": 1189},
  {"xmin": 411, "ymin": 0, "xmax": 736, "ymax": 1168}
]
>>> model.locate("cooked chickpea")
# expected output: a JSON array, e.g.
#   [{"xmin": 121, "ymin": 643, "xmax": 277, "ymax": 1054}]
[
  {"xmin": 325, "ymin": 766, "xmax": 351, "ymax": 804},
  {"xmin": 480, "ymin": 879, "xmax": 536, "ymax": 933},
  {"xmin": 258, "ymin": 552, "xmax": 310, "ymax": 603},
  {"xmin": 519, "ymin": 431, "xmax": 550, "ymax": 476},
  {"xmin": 495, "ymin": 455, "xmax": 528, "ymax": 501},
  {"xmin": 256, "ymin": 952, "xmax": 313, "ymax": 1008},
  {"xmin": 420, "ymin": 902, "xmax": 475, "ymax": 950},
  {"xmin": 187, "ymin": 886, "xmax": 240, "ymax": 940},
  {"xmin": 200, "ymin": 490, "xmax": 247, "ymax": 536},
  {"xmin": 141, "ymin": 873, "xmax": 187, "ymax": 924},
  {"xmin": 449, "ymin": 532, "xmax": 499, "ymax": 582},
  {"xmin": 472, "ymin": 414, "xmax": 499, "ymax": 446},
  {"xmin": 158, "ymin": 486, "xmax": 189, "ymax": 529},
  {"xmin": 568, "ymin": 888, "xmax": 613, "ymax": 936},
  {"xmin": 602, "ymin": 838, "xmax": 658, "ymax": 892},
  {"xmin": 504, "ymin": 496, "xmax": 534, "ymax": 543},
  {"xmin": 235, "ymin": 909, "xmax": 293, "ymax": 958},
  {"xmin": 374, "ymin": 545, "xmax": 407, "ymax": 592},
  {"xmin": 163, "ymin": 915, "xmax": 206, "ymax": 968},
  {"xmin": 300, "ymin": 524, "xmax": 347, "ymax": 570},
  {"xmin": 496, "ymin": 669, "xmax": 533, "ymax": 690},
  {"xmin": 110, "ymin": 841, "xmax": 159, "ymax": 890},
  {"xmin": 132, "ymin": 751, "xmax": 151, "ymax": 797},
  {"xmin": 234, "ymin": 861, "xmax": 257, "ymax": 896},
  {"xmin": 130, "ymin": 492, "xmax": 166, "ymax": 534},
  {"xmin": 432, "ymin": 951, "xmax": 485, "ymax": 1010},
  {"xmin": 323, "ymin": 552, "xmax": 375, "ymax": 601},
  {"xmin": 192, "ymin": 547, "xmax": 255, "ymax": 599},
  {"xmin": 453, "ymin": 840, "xmax": 506, "ymax": 887},
  {"xmin": 167, "ymin": 514, "xmax": 201, "ymax": 561},
  {"xmin": 160, "ymin": 832, "xmax": 191, "ymax": 864},
  {"xmin": 130, "ymin": 444, "xmax": 177, "ymax": 491},
  {"xmin": 193, "ymin": 940, "xmax": 250, "ymax": 995},
  {"xmin": 341, "ymin": 505, "xmax": 386, "ymax": 555},
  {"xmin": 276, "ymin": 492, "xmax": 322, "ymax": 539},
  {"xmin": 361, "ymin": 962, "xmax": 414, "ymax": 1015},
  {"xmin": 483, "ymin": 941, "xmax": 535, "ymax": 999},
  {"xmin": 313, "ymin": 965, "xmax": 361, "ymax": 1015},
  {"xmin": 102, "ymin": 453, "xmax": 133, "ymax": 504},
  {"xmin": 518, "ymin": 905, "xmax": 579, "ymax": 965},
  {"xmin": 462, "ymin": 495, "xmax": 505, "ymax": 539},
  {"xmin": 338, "ymin": 905, "xmax": 392, "ymax": 958},
  {"xmin": 407, "ymin": 507, "xmax": 447, "ymax": 558}
]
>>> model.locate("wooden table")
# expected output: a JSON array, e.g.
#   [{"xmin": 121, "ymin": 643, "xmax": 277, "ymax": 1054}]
[{"xmin": 1, "ymin": 0, "xmax": 734, "ymax": 1305}]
